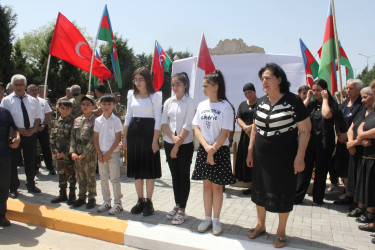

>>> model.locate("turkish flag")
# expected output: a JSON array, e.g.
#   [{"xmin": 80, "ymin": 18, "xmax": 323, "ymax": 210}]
[
  {"xmin": 49, "ymin": 13, "xmax": 111, "ymax": 80},
  {"xmin": 197, "ymin": 34, "xmax": 215, "ymax": 75}
]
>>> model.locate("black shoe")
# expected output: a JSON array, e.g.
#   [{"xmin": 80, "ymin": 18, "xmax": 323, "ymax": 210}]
[
  {"xmin": 347, "ymin": 207, "xmax": 365, "ymax": 217},
  {"xmin": 242, "ymin": 189, "xmax": 252, "ymax": 195},
  {"xmin": 9, "ymin": 191, "xmax": 18, "ymax": 199},
  {"xmin": 72, "ymin": 198, "xmax": 86, "ymax": 208},
  {"xmin": 0, "ymin": 216, "xmax": 11, "ymax": 227},
  {"xmin": 372, "ymin": 237, "xmax": 375, "ymax": 244},
  {"xmin": 86, "ymin": 199, "xmax": 96, "ymax": 209},
  {"xmin": 143, "ymin": 198, "xmax": 154, "ymax": 216},
  {"xmin": 27, "ymin": 186, "xmax": 41, "ymax": 193},
  {"xmin": 333, "ymin": 196, "xmax": 353, "ymax": 205},
  {"xmin": 358, "ymin": 223, "xmax": 375, "ymax": 232},
  {"xmin": 356, "ymin": 211, "xmax": 375, "ymax": 223},
  {"xmin": 49, "ymin": 170, "xmax": 57, "ymax": 175},
  {"xmin": 67, "ymin": 193, "xmax": 76, "ymax": 206},
  {"xmin": 131, "ymin": 198, "xmax": 145, "ymax": 214},
  {"xmin": 51, "ymin": 195, "xmax": 68, "ymax": 203}
]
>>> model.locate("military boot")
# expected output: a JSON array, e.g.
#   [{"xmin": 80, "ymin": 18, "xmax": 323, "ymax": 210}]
[
  {"xmin": 51, "ymin": 188, "xmax": 68, "ymax": 203},
  {"xmin": 67, "ymin": 187, "xmax": 77, "ymax": 205}
]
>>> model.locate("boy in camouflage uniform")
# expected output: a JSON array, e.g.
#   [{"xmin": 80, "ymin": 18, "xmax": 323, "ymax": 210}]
[
  {"xmin": 70, "ymin": 95, "xmax": 97, "ymax": 209},
  {"xmin": 50, "ymin": 100, "xmax": 76, "ymax": 204}
]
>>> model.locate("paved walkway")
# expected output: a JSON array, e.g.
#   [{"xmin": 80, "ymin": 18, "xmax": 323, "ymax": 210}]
[{"xmin": 8, "ymin": 149, "xmax": 375, "ymax": 249}]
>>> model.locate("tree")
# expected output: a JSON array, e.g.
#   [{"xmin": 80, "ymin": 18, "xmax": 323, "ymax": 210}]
[
  {"xmin": 357, "ymin": 65, "xmax": 375, "ymax": 87},
  {"xmin": 0, "ymin": 5, "xmax": 17, "ymax": 83}
]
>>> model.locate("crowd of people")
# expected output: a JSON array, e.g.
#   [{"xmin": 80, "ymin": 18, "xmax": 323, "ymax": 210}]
[{"xmin": 0, "ymin": 62, "xmax": 375, "ymax": 247}]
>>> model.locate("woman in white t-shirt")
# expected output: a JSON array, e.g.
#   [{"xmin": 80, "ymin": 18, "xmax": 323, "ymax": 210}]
[
  {"xmin": 192, "ymin": 70, "xmax": 236, "ymax": 236},
  {"xmin": 161, "ymin": 72, "xmax": 195, "ymax": 225},
  {"xmin": 123, "ymin": 67, "xmax": 162, "ymax": 217}
]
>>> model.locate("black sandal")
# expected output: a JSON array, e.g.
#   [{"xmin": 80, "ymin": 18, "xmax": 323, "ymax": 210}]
[
  {"xmin": 274, "ymin": 237, "xmax": 286, "ymax": 248},
  {"xmin": 347, "ymin": 207, "xmax": 365, "ymax": 217},
  {"xmin": 356, "ymin": 211, "xmax": 375, "ymax": 223}
]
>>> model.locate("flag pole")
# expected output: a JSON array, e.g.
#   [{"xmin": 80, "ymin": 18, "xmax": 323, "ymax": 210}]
[
  {"xmin": 330, "ymin": 0, "xmax": 343, "ymax": 102},
  {"xmin": 43, "ymin": 54, "xmax": 51, "ymax": 100},
  {"xmin": 150, "ymin": 40, "xmax": 156, "ymax": 72},
  {"xmin": 88, "ymin": 5, "xmax": 106, "ymax": 94}
]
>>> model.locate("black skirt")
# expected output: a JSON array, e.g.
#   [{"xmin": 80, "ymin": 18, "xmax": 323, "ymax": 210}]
[
  {"xmin": 335, "ymin": 141, "xmax": 350, "ymax": 178},
  {"xmin": 347, "ymin": 147, "xmax": 363, "ymax": 195},
  {"xmin": 192, "ymin": 145, "xmax": 236, "ymax": 185},
  {"xmin": 354, "ymin": 157, "xmax": 375, "ymax": 207},
  {"xmin": 234, "ymin": 130, "xmax": 252, "ymax": 182},
  {"xmin": 126, "ymin": 117, "xmax": 161, "ymax": 179}
]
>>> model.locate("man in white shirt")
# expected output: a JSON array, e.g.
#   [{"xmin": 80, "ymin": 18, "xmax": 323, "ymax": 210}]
[
  {"xmin": 27, "ymin": 84, "xmax": 55, "ymax": 175},
  {"xmin": 0, "ymin": 74, "xmax": 42, "ymax": 196}
]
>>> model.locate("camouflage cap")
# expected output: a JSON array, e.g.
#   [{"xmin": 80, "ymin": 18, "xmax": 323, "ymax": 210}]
[
  {"xmin": 38, "ymin": 84, "xmax": 51, "ymax": 92},
  {"xmin": 114, "ymin": 92, "xmax": 121, "ymax": 96},
  {"xmin": 81, "ymin": 95, "xmax": 96, "ymax": 105}
]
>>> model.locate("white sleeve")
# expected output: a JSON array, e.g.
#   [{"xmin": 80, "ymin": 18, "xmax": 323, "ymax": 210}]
[
  {"xmin": 152, "ymin": 91, "xmax": 162, "ymax": 130},
  {"xmin": 35, "ymin": 99, "xmax": 42, "ymax": 120},
  {"xmin": 182, "ymin": 97, "xmax": 196, "ymax": 132},
  {"xmin": 124, "ymin": 90, "xmax": 134, "ymax": 127},
  {"xmin": 115, "ymin": 117, "xmax": 123, "ymax": 133},
  {"xmin": 93, "ymin": 118, "xmax": 100, "ymax": 132},
  {"xmin": 160, "ymin": 98, "xmax": 170, "ymax": 126},
  {"xmin": 192, "ymin": 103, "xmax": 201, "ymax": 127},
  {"xmin": 221, "ymin": 103, "xmax": 235, "ymax": 131},
  {"xmin": 44, "ymin": 100, "xmax": 52, "ymax": 113}
]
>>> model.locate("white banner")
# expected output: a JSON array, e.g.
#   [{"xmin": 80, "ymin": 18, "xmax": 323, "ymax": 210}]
[{"xmin": 172, "ymin": 53, "xmax": 306, "ymax": 130}]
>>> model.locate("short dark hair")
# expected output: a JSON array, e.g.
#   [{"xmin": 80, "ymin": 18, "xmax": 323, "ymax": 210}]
[
  {"xmin": 58, "ymin": 100, "xmax": 73, "ymax": 108},
  {"xmin": 100, "ymin": 94, "xmax": 116, "ymax": 104},
  {"xmin": 172, "ymin": 72, "xmax": 190, "ymax": 96},
  {"xmin": 258, "ymin": 63, "xmax": 290, "ymax": 93},
  {"xmin": 298, "ymin": 85, "xmax": 310, "ymax": 93},
  {"xmin": 133, "ymin": 67, "xmax": 155, "ymax": 95},
  {"xmin": 95, "ymin": 84, "xmax": 106, "ymax": 94}
]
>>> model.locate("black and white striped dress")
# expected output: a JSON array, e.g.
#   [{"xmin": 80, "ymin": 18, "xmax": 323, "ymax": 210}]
[{"xmin": 251, "ymin": 92, "xmax": 308, "ymax": 213}]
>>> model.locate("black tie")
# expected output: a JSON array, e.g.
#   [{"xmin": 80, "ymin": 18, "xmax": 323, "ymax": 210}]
[{"xmin": 18, "ymin": 96, "xmax": 30, "ymax": 129}]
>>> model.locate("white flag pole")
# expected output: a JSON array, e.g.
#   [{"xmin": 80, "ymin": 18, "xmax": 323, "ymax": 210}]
[
  {"xmin": 43, "ymin": 54, "xmax": 51, "ymax": 100},
  {"xmin": 88, "ymin": 5, "xmax": 106, "ymax": 94}
]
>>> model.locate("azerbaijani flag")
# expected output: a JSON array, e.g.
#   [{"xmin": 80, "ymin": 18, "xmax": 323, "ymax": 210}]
[
  {"xmin": 97, "ymin": 5, "xmax": 122, "ymax": 88},
  {"xmin": 152, "ymin": 41, "xmax": 172, "ymax": 91},
  {"xmin": 299, "ymin": 38, "xmax": 319, "ymax": 88},
  {"xmin": 318, "ymin": 1, "xmax": 337, "ymax": 94},
  {"xmin": 94, "ymin": 50, "xmax": 104, "ymax": 86},
  {"xmin": 338, "ymin": 41, "xmax": 354, "ymax": 80}
]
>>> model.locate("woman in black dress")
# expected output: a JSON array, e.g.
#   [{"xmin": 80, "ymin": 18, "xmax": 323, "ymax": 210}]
[
  {"xmin": 346, "ymin": 87, "xmax": 374, "ymax": 219},
  {"xmin": 235, "ymin": 83, "xmax": 257, "ymax": 195},
  {"xmin": 246, "ymin": 63, "xmax": 311, "ymax": 248},
  {"xmin": 295, "ymin": 79, "xmax": 339, "ymax": 206}
]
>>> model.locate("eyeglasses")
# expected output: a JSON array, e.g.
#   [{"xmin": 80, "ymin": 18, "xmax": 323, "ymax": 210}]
[{"xmin": 133, "ymin": 78, "xmax": 145, "ymax": 83}]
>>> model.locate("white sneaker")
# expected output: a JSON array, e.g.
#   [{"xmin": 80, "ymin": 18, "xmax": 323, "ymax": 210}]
[
  {"xmin": 172, "ymin": 210, "xmax": 187, "ymax": 225},
  {"xmin": 166, "ymin": 207, "xmax": 178, "ymax": 219},
  {"xmin": 109, "ymin": 203, "xmax": 123, "ymax": 215},
  {"xmin": 198, "ymin": 220, "xmax": 212, "ymax": 233},
  {"xmin": 212, "ymin": 221, "xmax": 222, "ymax": 236},
  {"xmin": 97, "ymin": 202, "xmax": 111, "ymax": 212}
]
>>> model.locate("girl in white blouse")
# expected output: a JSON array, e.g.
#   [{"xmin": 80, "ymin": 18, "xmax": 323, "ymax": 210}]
[
  {"xmin": 161, "ymin": 72, "xmax": 195, "ymax": 225},
  {"xmin": 123, "ymin": 67, "xmax": 162, "ymax": 216}
]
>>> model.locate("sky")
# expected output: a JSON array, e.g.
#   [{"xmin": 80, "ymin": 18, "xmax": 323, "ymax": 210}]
[{"xmin": 2, "ymin": 0, "xmax": 375, "ymax": 78}]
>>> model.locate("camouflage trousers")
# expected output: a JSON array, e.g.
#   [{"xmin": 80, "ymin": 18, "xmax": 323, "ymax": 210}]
[
  {"xmin": 75, "ymin": 155, "xmax": 97, "ymax": 200},
  {"xmin": 56, "ymin": 159, "xmax": 76, "ymax": 190}
]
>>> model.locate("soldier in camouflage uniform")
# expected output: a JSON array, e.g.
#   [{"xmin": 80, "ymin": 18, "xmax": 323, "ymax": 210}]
[
  {"xmin": 50, "ymin": 100, "xmax": 76, "ymax": 204},
  {"xmin": 70, "ymin": 95, "xmax": 97, "ymax": 209},
  {"xmin": 113, "ymin": 92, "xmax": 125, "ymax": 118},
  {"xmin": 69, "ymin": 85, "xmax": 84, "ymax": 119}
]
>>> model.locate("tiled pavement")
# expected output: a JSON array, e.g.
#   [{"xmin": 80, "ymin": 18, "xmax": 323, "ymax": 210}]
[{"xmin": 10, "ymin": 149, "xmax": 375, "ymax": 249}]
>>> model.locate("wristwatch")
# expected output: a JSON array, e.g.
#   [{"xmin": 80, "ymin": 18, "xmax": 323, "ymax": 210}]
[{"xmin": 40, "ymin": 124, "xmax": 45, "ymax": 128}]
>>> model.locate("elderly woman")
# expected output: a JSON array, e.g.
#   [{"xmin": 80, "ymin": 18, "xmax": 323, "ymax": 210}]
[
  {"xmin": 246, "ymin": 63, "xmax": 310, "ymax": 248},
  {"xmin": 346, "ymin": 87, "xmax": 374, "ymax": 219},
  {"xmin": 235, "ymin": 83, "xmax": 257, "ymax": 195},
  {"xmin": 295, "ymin": 79, "xmax": 339, "ymax": 206},
  {"xmin": 334, "ymin": 79, "xmax": 364, "ymax": 205}
]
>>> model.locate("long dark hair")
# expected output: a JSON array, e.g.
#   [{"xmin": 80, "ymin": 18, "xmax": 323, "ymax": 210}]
[
  {"xmin": 313, "ymin": 79, "xmax": 335, "ymax": 102},
  {"xmin": 204, "ymin": 70, "xmax": 228, "ymax": 102},
  {"xmin": 172, "ymin": 72, "xmax": 190, "ymax": 96},
  {"xmin": 132, "ymin": 67, "xmax": 155, "ymax": 95},
  {"xmin": 258, "ymin": 63, "xmax": 290, "ymax": 93}
]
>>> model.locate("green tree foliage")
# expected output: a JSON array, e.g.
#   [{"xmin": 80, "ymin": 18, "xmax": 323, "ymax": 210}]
[
  {"xmin": 357, "ymin": 65, "xmax": 375, "ymax": 86},
  {"xmin": 0, "ymin": 5, "xmax": 17, "ymax": 83}
]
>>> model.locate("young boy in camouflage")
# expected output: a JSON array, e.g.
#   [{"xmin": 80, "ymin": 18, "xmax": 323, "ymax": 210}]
[
  {"xmin": 50, "ymin": 100, "xmax": 76, "ymax": 204},
  {"xmin": 70, "ymin": 95, "xmax": 97, "ymax": 209}
]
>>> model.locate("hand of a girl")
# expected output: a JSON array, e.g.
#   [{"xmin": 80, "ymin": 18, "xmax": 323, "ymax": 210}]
[
  {"xmin": 152, "ymin": 142, "xmax": 160, "ymax": 153},
  {"xmin": 170, "ymin": 145, "xmax": 179, "ymax": 158},
  {"xmin": 207, "ymin": 154, "xmax": 216, "ymax": 165}
]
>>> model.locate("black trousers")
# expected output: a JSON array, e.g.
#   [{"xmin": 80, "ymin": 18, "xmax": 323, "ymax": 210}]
[
  {"xmin": 36, "ymin": 125, "xmax": 53, "ymax": 170},
  {"xmin": 0, "ymin": 155, "xmax": 11, "ymax": 216},
  {"xmin": 164, "ymin": 142, "xmax": 194, "ymax": 209},
  {"xmin": 10, "ymin": 134, "xmax": 37, "ymax": 191},
  {"xmin": 295, "ymin": 143, "xmax": 331, "ymax": 204}
]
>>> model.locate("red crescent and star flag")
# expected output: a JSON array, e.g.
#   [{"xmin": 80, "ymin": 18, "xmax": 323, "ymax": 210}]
[
  {"xmin": 152, "ymin": 41, "xmax": 172, "ymax": 91},
  {"xmin": 299, "ymin": 38, "xmax": 319, "ymax": 88},
  {"xmin": 49, "ymin": 13, "xmax": 111, "ymax": 80},
  {"xmin": 97, "ymin": 5, "xmax": 122, "ymax": 88},
  {"xmin": 197, "ymin": 33, "xmax": 215, "ymax": 75}
]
